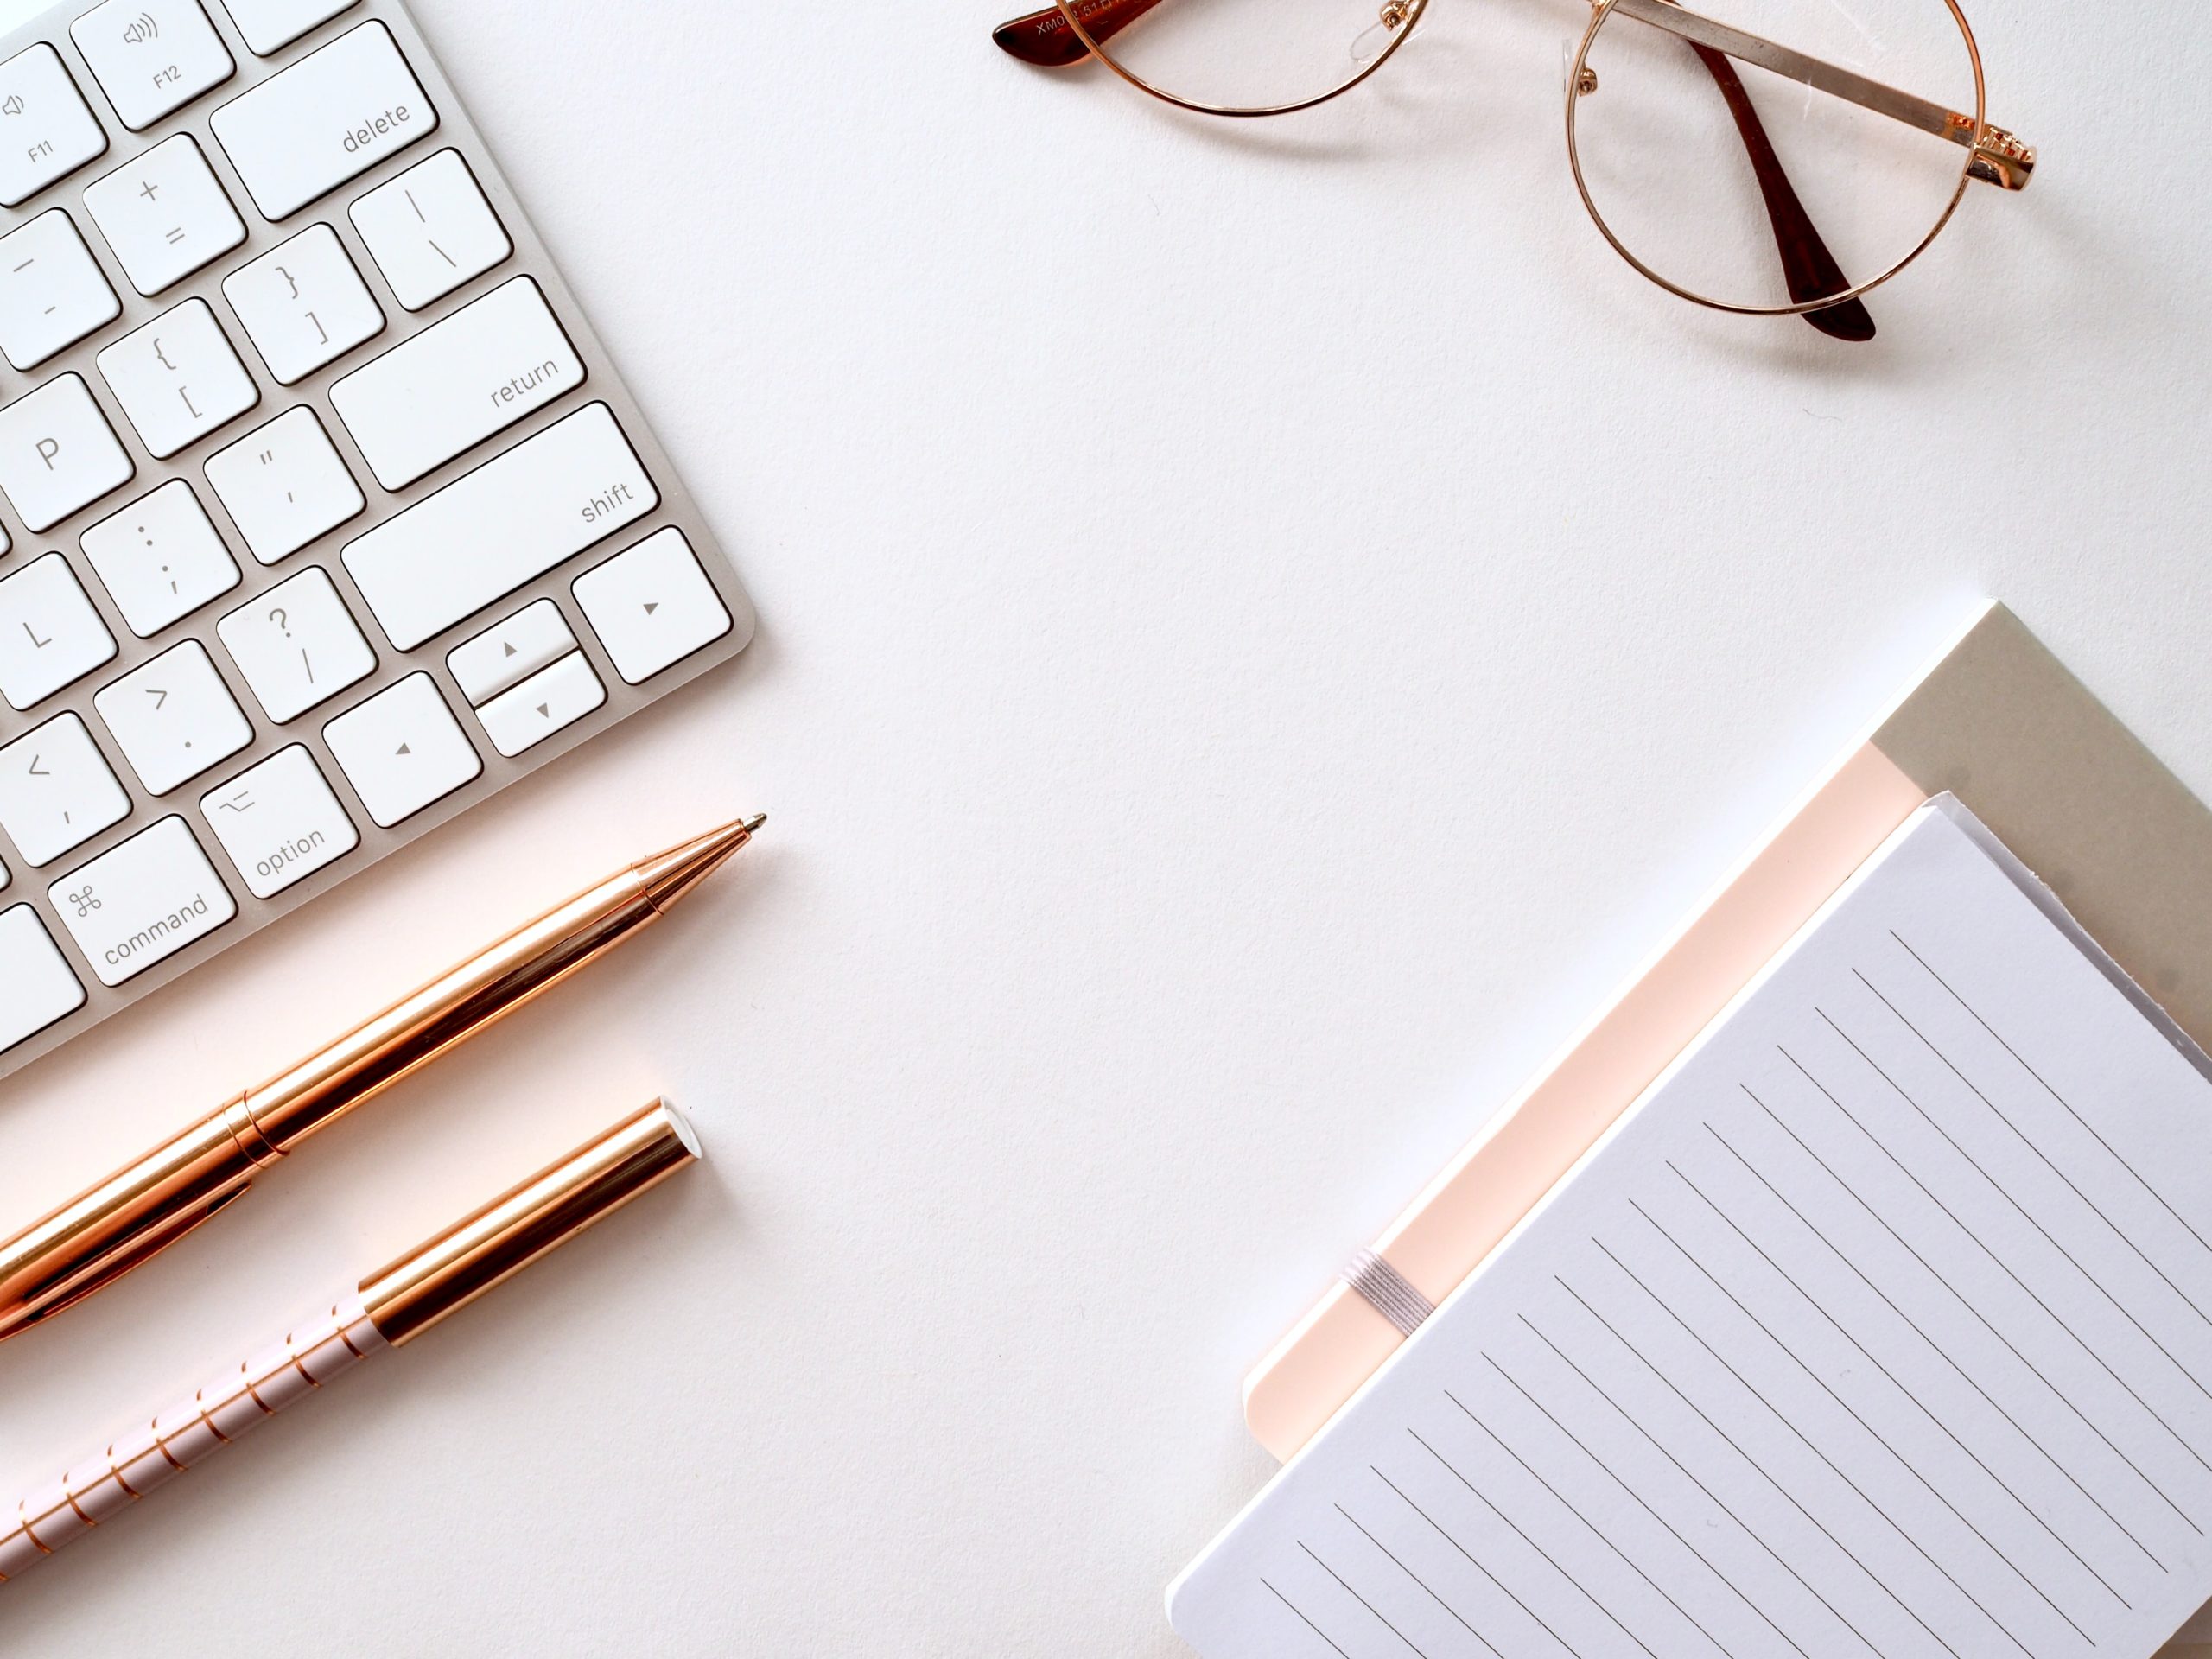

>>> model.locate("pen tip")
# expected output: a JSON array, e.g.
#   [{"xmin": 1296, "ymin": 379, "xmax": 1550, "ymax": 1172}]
[{"xmin": 636, "ymin": 816, "xmax": 767, "ymax": 914}]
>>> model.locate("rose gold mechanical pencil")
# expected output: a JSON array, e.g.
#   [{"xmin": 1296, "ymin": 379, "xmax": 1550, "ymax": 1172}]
[
  {"xmin": 0, "ymin": 1097, "xmax": 702, "ymax": 1584},
  {"xmin": 0, "ymin": 817, "xmax": 763, "ymax": 1343}
]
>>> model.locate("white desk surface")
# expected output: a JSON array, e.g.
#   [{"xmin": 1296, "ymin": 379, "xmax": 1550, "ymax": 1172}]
[{"xmin": 0, "ymin": 0, "xmax": 2205, "ymax": 1652}]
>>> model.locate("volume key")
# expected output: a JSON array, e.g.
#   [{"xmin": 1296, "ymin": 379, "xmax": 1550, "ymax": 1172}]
[{"xmin": 0, "ymin": 46, "xmax": 109, "ymax": 206}]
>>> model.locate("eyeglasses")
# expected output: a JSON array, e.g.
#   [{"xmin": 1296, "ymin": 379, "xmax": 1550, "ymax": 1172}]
[{"xmin": 991, "ymin": 0, "xmax": 2036, "ymax": 341}]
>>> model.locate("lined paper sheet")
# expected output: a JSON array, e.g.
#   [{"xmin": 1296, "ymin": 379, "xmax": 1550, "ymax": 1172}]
[{"xmin": 1172, "ymin": 800, "xmax": 2212, "ymax": 1659}]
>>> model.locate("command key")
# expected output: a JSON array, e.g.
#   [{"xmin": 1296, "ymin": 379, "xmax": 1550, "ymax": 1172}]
[{"xmin": 50, "ymin": 817, "xmax": 238, "ymax": 987}]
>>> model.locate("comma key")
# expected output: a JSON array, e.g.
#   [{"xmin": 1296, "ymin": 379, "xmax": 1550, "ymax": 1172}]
[{"xmin": 50, "ymin": 815, "xmax": 237, "ymax": 987}]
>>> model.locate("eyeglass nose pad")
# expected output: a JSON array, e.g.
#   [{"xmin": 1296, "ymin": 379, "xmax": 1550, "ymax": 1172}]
[
  {"xmin": 1349, "ymin": 2, "xmax": 1413, "ymax": 65},
  {"xmin": 1559, "ymin": 38, "xmax": 1599, "ymax": 98}
]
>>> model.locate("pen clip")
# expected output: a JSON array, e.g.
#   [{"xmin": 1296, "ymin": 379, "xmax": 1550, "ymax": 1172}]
[{"xmin": 11, "ymin": 1188, "xmax": 250, "ymax": 1334}]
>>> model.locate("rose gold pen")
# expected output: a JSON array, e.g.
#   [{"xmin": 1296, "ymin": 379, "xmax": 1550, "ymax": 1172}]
[
  {"xmin": 0, "ymin": 1097, "xmax": 702, "ymax": 1584},
  {"xmin": 0, "ymin": 817, "xmax": 764, "ymax": 1343}
]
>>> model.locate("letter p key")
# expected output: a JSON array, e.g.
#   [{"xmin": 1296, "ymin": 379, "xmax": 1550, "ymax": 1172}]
[{"xmin": 0, "ymin": 375, "xmax": 137, "ymax": 533}]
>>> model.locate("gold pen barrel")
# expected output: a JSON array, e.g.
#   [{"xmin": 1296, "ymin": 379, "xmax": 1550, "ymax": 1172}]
[
  {"xmin": 244, "ymin": 819, "xmax": 758, "ymax": 1152},
  {"xmin": 0, "ymin": 1111, "xmax": 263, "ymax": 1338},
  {"xmin": 0, "ymin": 818, "xmax": 759, "ymax": 1344},
  {"xmin": 360, "ymin": 1098, "xmax": 701, "ymax": 1344},
  {"xmin": 0, "ymin": 1100, "xmax": 702, "ymax": 1586},
  {"xmin": 240, "ymin": 874, "xmax": 659, "ymax": 1153}
]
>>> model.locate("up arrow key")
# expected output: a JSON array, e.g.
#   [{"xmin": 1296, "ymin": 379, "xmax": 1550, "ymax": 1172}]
[{"xmin": 396, "ymin": 742, "xmax": 411, "ymax": 756}]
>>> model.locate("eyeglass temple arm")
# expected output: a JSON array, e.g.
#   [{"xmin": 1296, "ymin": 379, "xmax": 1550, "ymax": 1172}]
[
  {"xmin": 1606, "ymin": 0, "xmax": 2035, "ymax": 189},
  {"xmin": 995, "ymin": 0, "xmax": 1161, "ymax": 67},
  {"xmin": 1683, "ymin": 39, "xmax": 1874, "ymax": 340}
]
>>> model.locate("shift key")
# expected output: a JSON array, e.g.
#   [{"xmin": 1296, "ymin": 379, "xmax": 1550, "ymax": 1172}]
[
  {"xmin": 210, "ymin": 22, "xmax": 435, "ymax": 220},
  {"xmin": 344, "ymin": 404, "xmax": 658, "ymax": 650},
  {"xmin": 51, "ymin": 817, "xmax": 238, "ymax": 988}
]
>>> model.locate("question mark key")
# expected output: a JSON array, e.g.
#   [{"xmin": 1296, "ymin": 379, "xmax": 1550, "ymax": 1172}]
[{"xmin": 215, "ymin": 566, "xmax": 375, "ymax": 723}]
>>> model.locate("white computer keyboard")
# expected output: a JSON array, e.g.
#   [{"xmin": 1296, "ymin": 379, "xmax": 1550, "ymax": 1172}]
[{"xmin": 0, "ymin": 0, "xmax": 756, "ymax": 1082}]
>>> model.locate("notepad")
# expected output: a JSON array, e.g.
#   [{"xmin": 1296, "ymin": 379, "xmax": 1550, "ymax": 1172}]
[{"xmin": 1172, "ymin": 798, "xmax": 2212, "ymax": 1659}]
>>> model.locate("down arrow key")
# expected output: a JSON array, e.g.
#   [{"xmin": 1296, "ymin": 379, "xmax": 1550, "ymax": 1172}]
[{"xmin": 473, "ymin": 651, "xmax": 606, "ymax": 760}]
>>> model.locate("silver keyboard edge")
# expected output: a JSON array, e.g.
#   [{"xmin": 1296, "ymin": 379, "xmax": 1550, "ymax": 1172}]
[{"xmin": 0, "ymin": 0, "xmax": 757, "ymax": 1089}]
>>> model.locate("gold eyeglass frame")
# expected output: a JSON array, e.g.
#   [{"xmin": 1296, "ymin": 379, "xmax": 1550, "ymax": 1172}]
[
  {"xmin": 1569, "ymin": 0, "xmax": 1986, "ymax": 316},
  {"xmin": 1021, "ymin": 0, "xmax": 2036, "ymax": 321},
  {"xmin": 1055, "ymin": 0, "xmax": 1433, "ymax": 118}
]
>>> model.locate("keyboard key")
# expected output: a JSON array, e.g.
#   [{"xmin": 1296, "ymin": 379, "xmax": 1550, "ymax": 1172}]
[
  {"xmin": 329, "ymin": 276, "xmax": 582, "ymax": 490},
  {"xmin": 200, "ymin": 743, "xmax": 356, "ymax": 897},
  {"xmin": 73, "ymin": 0, "xmax": 236, "ymax": 131},
  {"xmin": 82, "ymin": 134, "xmax": 246, "ymax": 296},
  {"xmin": 0, "ymin": 906, "xmax": 86, "ymax": 1052},
  {"xmin": 574, "ymin": 528, "xmax": 733, "ymax": 684},
  {"xmin": 220, "ymin": 0, "xmax": 358, "ymax": 56},
  {"xmin": 216, "ymin": 563, "xmax": 374, "ymax": 721},
  {"xmin": 95, "ymin": 639, "xmax": 253, "ymax": 794},
  {"xmin": 51, "ymin": 815, "xmax": 236, "ymax": 986},
  {"xmin": 0, "ymin": 552, "xmax": 118, "ymax": 709},
  {"xmin": 223, "ymin": 223, "xmax": 385, "ymax": 385},
  {"xmin": 98, "ymin": 297, "xmax": 260, "ymax": 458},
  {"xmin": 82, "ymin": 480, "xmax": 242, "ymax": 637},
  {"xmin": 0, "ymin": 47, "xmax": 108, "ymax": 207},
  {"xmin": 350, "ymin": 149, "xmax": 509, "ymax": 311},
  {"xmin": 0, "ymin": 211, "xmax": 121, "ymax": 372},
  {"xmin": 0, "ymin": 374, "xmax": 135, "ymax": 532},
  {"xmin": 210, "ymin": 22, "xmax": 435, "ymax": 221},
  {"xmin": 448, "ymin": 598, "xmax": 575, "ymax": 705},
  {"xmin": 204, "ymin": 406, "xmax": 363, "ymax": 563},
  {"xmin": 322, "ymin": 671, "xmax": 478, "ymax": 827},
  {"xmin": 0, "ymin": 712, "xmax": 131, "ymax": 867},
  {"xmin": 345, "ymin": 403, "xmax": 655, "ymax": 651},
  {"xmin": 474, "ymin": 650, "xmax": 603, "ymax": 758}
]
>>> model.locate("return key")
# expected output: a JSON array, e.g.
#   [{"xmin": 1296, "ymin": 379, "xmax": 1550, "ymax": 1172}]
[{"xmin": 329, "ymin": 276, "xmax": 587, "ymax": 491}]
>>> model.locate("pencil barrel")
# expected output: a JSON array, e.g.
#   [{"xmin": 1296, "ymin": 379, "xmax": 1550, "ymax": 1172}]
[{"xmin": 0, "ymin": 1296, "xmax": 386, "ymax": 1585}]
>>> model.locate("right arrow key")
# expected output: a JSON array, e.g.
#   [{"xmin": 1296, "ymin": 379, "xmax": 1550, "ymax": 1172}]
[{"xmin": 573, "ymin": 528, "xmax": 733, "ymax": 687}]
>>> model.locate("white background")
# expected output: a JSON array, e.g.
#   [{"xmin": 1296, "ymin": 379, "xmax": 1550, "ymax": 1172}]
[{"xmin": 0, "ymin": 0, "xmax": 2203, "ymax": 1654}]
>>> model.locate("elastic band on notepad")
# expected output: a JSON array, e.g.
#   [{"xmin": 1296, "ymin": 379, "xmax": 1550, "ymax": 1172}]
[{"xmin": 1343, "ymin": 1249, "xmax": 1434, "ymax": 1338}]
